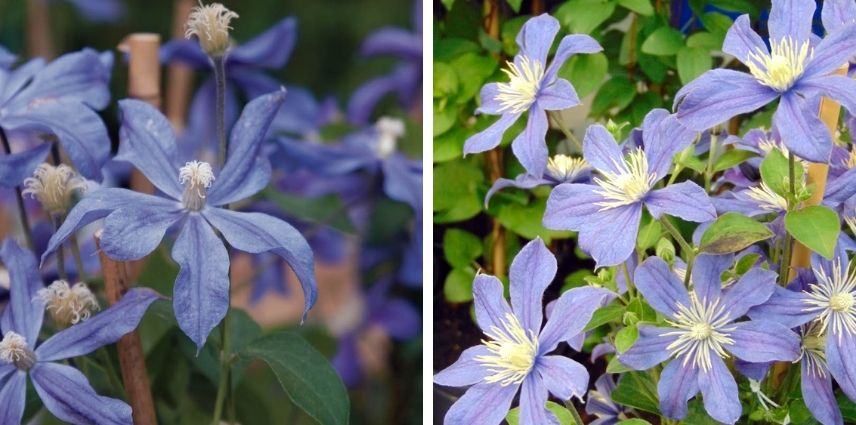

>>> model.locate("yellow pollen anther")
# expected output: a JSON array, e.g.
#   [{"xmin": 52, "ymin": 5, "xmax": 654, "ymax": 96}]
[
  {"xmin": 593, "ymin": 149, "xmax": 655, "ymax": 210},
  {"xmin": 474, "ymin": 313, "xmax": 538, "ymax": 386},
  {"xmin": 830, "ymin": 293, "xmax": 855, "ymax": 312},
  {"xmin": 495, "ymin": 56, "xmax": 544, "ymax": 114},
  {"xmin": 747, "ymin": 37, "xmax": 811, "ymax": 92}
]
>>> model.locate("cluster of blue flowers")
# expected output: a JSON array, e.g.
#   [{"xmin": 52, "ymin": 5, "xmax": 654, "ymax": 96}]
[{"xmin": 436, "ymin": 1, "xmax": 856, "ymax": 424}]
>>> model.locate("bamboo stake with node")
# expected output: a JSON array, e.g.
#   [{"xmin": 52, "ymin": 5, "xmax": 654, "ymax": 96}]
[
  {"xmin": 95, "ymin": 231, "xmax": 158, "ymax": 425},
  {"xmin": 483, "ymin": 0, "xmax": 507, "ymax": 278}
]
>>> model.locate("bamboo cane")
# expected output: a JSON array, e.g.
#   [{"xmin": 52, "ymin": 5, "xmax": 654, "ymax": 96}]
[
  {"xmin": 165, "ymin": 0, "xmax": 195, "ymax": 133},
  {"xmin": 483, "ymin": 0, "xmax": 507, "ymax": 278},
  {"xmin": 26, "ymin": 0, "xmax": 55, "ymax": 59}
]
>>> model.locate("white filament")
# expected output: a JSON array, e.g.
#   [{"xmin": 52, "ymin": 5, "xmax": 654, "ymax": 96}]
[
  {"xmin": 179, "ymin": 160, "xmax": 215, "ymax": 211},
  {"xmin": 495, "ymin": 56, "xmax": 544, "ymax": 113},
  {"xmin": 663, "ymin": 293, "xmax": 736, "ymax": 371},
  {"xmin": 185, "ymin": 1, "xmax": 239, "ymax": 56},
  {"xmin": 474, "ymin": 313, "xmax": 538, "ymax": 386},
  {"xmin": 37, "ymin": 280, "xmax": 100, "ymax": 326},
  {"xmin": 747, "ymin": 37, "xmax": 811, "ymax": 92},
  {"xmin": 593, "ymin": 149, "xmax": 656, "ymax": 210},
  {"xmin": 803, "ymin": 259, "xmax": 856, "ymax": 343},
  {"xmin": 22, "ymin": 163, "xmax": 87, "ymax": 215},
  {"xmin": 546, "ymin": 155, "xmax": 590, "ymax": 182}
]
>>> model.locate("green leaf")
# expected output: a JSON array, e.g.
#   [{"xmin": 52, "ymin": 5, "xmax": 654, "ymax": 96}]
[
  {"xmin": 676, "ymin": 46, "xmax": 711, "ymax": 84},
  {"xmin": 615, "ymin": 325, "xmax": 639, "ymax": 353},
  {"xmin": 606, "ymin": 356, "xmax": 633, "ymax": 373},
  {"xmin": 636, "ymin": 214, "xmax": 663, "ymax": 252},
  {"xmin": 558, "ymin": 52, "xmax": 608, "ymax": 98},
  {"xmin": 507, "ymin": 401, "xmax": 575, "ymax": 425},
  {"xmin": 611, "ymin": 371, "xmax": 660, "ymax": 414},
  {"xmin": 434, "ymin": 38, "xmax": 480, "ymax": 62},
  {"xmin": 700, "ymin": 12, "xmax": 734, "ymax": 35},
  {"xmin": 686, "ymin": 31, "xmax": 724, "ymax": 50},
  {"xmin": 506, "ymin": 0, "xmax": 522, "ymax": 12},
  {"xmin": 555, "ymin": 0, "xmax": 617, "ymax": 34},
  {"xmin": 433, "ymin": 62, "xmax": 459, "ymax": 98},
  {"xmin": 241, "ymin": 332, "xmax": 349, "ymax": 425},
  {"xmin": 441, "ymin": 0, "xmax": 455, "ymax": 11},
  {"xmin": 626, "ymin": 298, "xmax": 657, "ymax": 323},
  {"xmin": 584, "ymin": 303, "xmax": 624, "ymax": 331},
  {"xmin": 450, "ymin": 53, "xmax": 499, "ymax": 103},
  {"xmin": 444, "ymin": 229, "xmax": 483, "ymax": 268},
  {"xmin": 785, "ymin": 206, "xmax": 841, "ymax": 259},
  {"xmin": 617, "ymin": 0, "xmax": 653, "ymax": 15},
  {"xmin": 496, "ymin": 198, "xmax": 573, "ymax": 243},
  {"xmin": 641, "ymin": 26, "xmax": 684, "ymax": 56},
  {"xmin": 713, "ymin": 149, "xmax": 756, "ymax": 172},
  {"xmin": 617, "ymin": 420, "xmax": 653, "ymax": 425},
  {"xmin": 591, "ymin": 76, "xmax": 636, "ymax": 116},
  {"xmin": 700, "ymin": 212, "xmax": 775, "ymax": 254},
  {"xmin": 263, "ymin": 189, "xmax": 354, "ymax": 234},
  {"xmin": 434, "ymin": 160, "xmax": 484, "ymax": 223},
  {"xmin": 444, "ymin": 267, "xmax": 476, "ymax": 302},
  {"xmin": 760, "ymin": 148, "xmax": 803, "ymax": 197}
]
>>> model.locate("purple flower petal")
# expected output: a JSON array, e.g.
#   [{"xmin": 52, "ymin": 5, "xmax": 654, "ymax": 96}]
[
  {"xmin": 768, "ymin": 0, "xmax": 815, "ymax": 43},
  {"xmin": 797, "ymin": 75, "xmax": 856, "ymax": 120},
  {"xmin": 444, "ymin": 382, "xmax": 518, "ymax": 425},
  {"xmin": 803, "ymin": 24, "xmax": 856, "ymax": 80},
  {"xmin": 537, "ymin": 78, "xmax": 580, "ymax": 111},
  {"xmin": 543, "ymin": 183, "xmax": 605, "ymax": 231},
  {"xmin": 35, "ymin": 288, "xmax": 160, "ymax": 361},
  {"xmin": 734, "ymin": 359, "xmax": 771, "ymax": 381},
  {"xmin": 2, "ymin": 58, "xmax": 46, "ymax": 101},
  {"xmin": 633, "ymin": 257, "xmax": 691, "ymax": 318},
  {"xmin": 578, "ymin": 203, "xmax": 643, "ymax": 268},
  {"xmin": 675, "ymin": 69, "xmax": 777, "ymax": 131},
  {"xmin": 519, "ymin": 373, "xmax": 560, "ymax": 425},
  {"xmin": 30, "ymin": 362, "xmax": 132, "ymax": 424},
  {"xmin": 801, "ymin": 360, "xmax": 842, "ymax": 425},
  {"xmin": 433, "ymin": 345, "xmax": 491, "ymax": 387},
  {"xmin": 463, "ymin": 113, "xmax": 521, "ymax": 155},
  {"xmin": 724, "ymin": 320, "xmax": 800, "ymax": 363},
  {"xmin": 545, "ymin": 34, "xmax": 602, "ymax": 82},
  {"xmin": 100, "ymin": 205, "xmax": 183, "ymax": 261},
  {"xmin": 824, "ymin": 167, "xmax": 856, "ymax": 207},
  {"xmin": 537, "ymin": 355, "xmax": 589, "ymax": 400},
  {"xmin": 511, "ymin": 106, "xmax": 549, "ymax": 176},
  {"xmin": 8, "ymin": 49, "xmax": 110, "ymax": 110},
  {"xmin": 0, "ymin": 143, "xmax": 51, "ymax": 188},
  {"xmin": 582, "ymin": 124, "xmax": 624, "ymax": 174},
  {"xmin": 826, "ymin": 328, "xmax": 856, "ymax": 400},
  {"xmin": 723, "ymin": 15, "xmax": 768, "ymax": 65},
  {"xmin": 619, "ymin": 325, "xmax": 677, "ymax": 370},
  {"xmin": 0, "ymin": 240, "xmax": 44, "ymax": 344},
  {"xmin": 383, "ymin": 154, "xmax": 423, "ymax": 212},
  {"xmin": 645, "ymin": 182, "xmax": 716, "ymax": 223},
  {"xmin": 372, "ymin": 299, "xmax": 421, "ymax": 340},
  {"xmin": 485, "ymin": 174, "xmax": 552, "ymax": 206},
  {"xmin": 822, "ymin": 0, "xmax": 856, "ymax": 32},
  {"xmin": 0, "ymin": 370, "xmax": 26, "ymax": 425},
  {"xmin": 698, "ymin": 355, "xmax": 741, "ymax": 424},
  {"xmin": 360, "ymin": 27, "xmax": 421, "ymax": 61},
  {"xmin": 644, "ymin": 113, "xmax": 696, "ymax": 180},
  {"xmin": 691, "ymin": 253, "xmax": 733, "ymax": 301},
  {"xmin": 229, "ymin": 17, "xmax": 297, "ymax": 68},
  {"xmin": 472, "ymin": 274, "xmax": 513, "ymax": 332},
  {"xmin": 720, "ymin": 267, "xmax": 777, "ymax": 320},
  {"xmin": 538, "ymin": 286, "xmax": 615, "ymax": 353},
  {"xmin": 747, "ymin": 285, "xmax": 816, "ymax": 328},
  {"xmin": 475, "ymin": 83, "xmax": 505, "ymax": 115},
  {"xmin": 509, "ymin": 238, "xmax": 556, "ymax": 331},
  {"xmin": 116, "ymin": 99, "xmax": 183, "ymax": 198},
  {"xmin": 657, "ymin": 359, "xmax": 699, "ymax": 420},
  {"xmin": 515, "ymin": 14, "xmax": 559, "ymax": 65}
]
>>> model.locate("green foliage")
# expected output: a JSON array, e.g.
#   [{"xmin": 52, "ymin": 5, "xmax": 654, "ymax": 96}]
[
  {"xmin": 700, "ymin": 212, "xmax": 775, "ymax": 254},
  {"xmin": 760, "ymin": 149, "xmax": 805, "ymax": 198},
  {"xmin": 507, "ymin": 401, "xmax": 575, "ymax": 425},
  {"xmin": 611, "ymin": 371, "xmax": 660, "ymax": 413},
  {"xmin": 785, "ymin": 206, "xmax": 841, "ymax": 259}
]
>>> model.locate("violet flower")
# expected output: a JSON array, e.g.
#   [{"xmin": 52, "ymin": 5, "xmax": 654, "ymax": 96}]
[
  {"xmin": 675, "ymin": 0, "xmax": 856, "ymax": 162},
  {"xmin": 41, "ymin": 91, "xmax": 317, "ymax": 350},
  {"xmin": 586, "ymin": 374, "xmax": 630, "ymax": 425},
  {"xmin": 463, "ymin": 14, "xmax": 602, "ymax": 176},
  {"xmin": 543, "ymin": 112, "xmax": 715, "ymax": 267},
  {"xmin": 63, "ymin": 0, "xmax": 125, "ymax": 22},
  {"xmin": 434, "ymin": 238, "xmax": 615, "ymax": 425},
  {"xmin": 619, "ymin": 255, "xmax": 800, "ymax": 424},
  {"xmin": 0, "ymin": 239, "xmax": 159, "ymax": 424},
  {"xmin": 0, "ymin": 48, "xmax": 112, "ymax": 182},
  {"xmin": 484, "ymin": 154, "xmax": 591, "ymax": 206}
]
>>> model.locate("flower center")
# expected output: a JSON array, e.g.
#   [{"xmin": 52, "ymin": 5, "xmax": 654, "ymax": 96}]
[
  {"xmin": 742, "ymin": 182, "xmax": 789, "ymax": 212},
  {"xmin": 0, "ymin": 332, "xmax": 36, "ymax": 370},
  {"xmin": 495, "ymin": 56, "xmax": 544, "ymax": 113},
  {"xmin": 803, "ymin": 259, "xmax": 856, "ymax": 342},
  {"xmin": 185, "ymin": 1, "xmax": 239, "ymax": 57},
  {"xmin": 546, "ymin": 155, "xmax": 590, "ymax": 182},
  {"xmin": 37, "ymin": 280, "xmax": 100, "ymax": 327},
  {"xmin": 799, "ymin": 323, "xmax": 828, "ymax": 378},
  {"xmin": 22, "ymin": 163, "xmax": 87, "ymax": 215},
  {"xmin": 373, "ymin": 117, "xmax": 404, "ymax": 159},
  {"xmin": 593, "ymin": 149, "xmax": 655, "ymax": 210},
  {"xmin": 179, "ymin": 160, "xmax": 215, "ymax": 211},
  {"xmin": 663, "ymin": 294, "xmax": 735, "ymax": 371},
  {"xmin": 474, "ymin": 313, "xmax": 538, "ymax": 386},
  {"xmin": 747, "ymin": 37, "xmax": 811, "ymax": 92},
  {"xmin": 847, "ymin": 149, "xmax": 856, "ymax": 169}
]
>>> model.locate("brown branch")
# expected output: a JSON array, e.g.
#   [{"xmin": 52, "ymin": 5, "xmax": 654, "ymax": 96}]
[{"xmin": 94, "ymin": 232, "xmax": 158, "ymax": 425}]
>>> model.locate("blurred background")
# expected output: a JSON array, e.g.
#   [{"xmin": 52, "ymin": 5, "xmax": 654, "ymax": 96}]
[{"xmin": 0, "ymin": 0, "xmax": 423, "ymax": 424}]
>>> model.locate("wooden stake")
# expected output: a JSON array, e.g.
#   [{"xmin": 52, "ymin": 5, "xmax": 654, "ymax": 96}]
[
  {"xmin": 165, "ymin": 0, "xmax": 195, "ymax": 133},
  {"xmin": 26, "ymin": 0, "xmax": 55, "ymax": 59},
  {"xmin": 95, "ymin": 232, "xmax": 158, "ymax": 425},
  {"xmin": 483, "ymin": 0, "xmax": 507, "ymax": 278}
]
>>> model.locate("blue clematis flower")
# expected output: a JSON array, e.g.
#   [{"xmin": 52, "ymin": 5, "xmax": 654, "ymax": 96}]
[
  {"xmin": 675, "ymin": 0, "xmax": 856, "ymax": 162},
  {"xmin": 0, "ymin": 48, "xmax": 112, "ymax": 183},
  {"xmin": 0, "ymin": 239, "xmax": 159, "ymax": 425},
  {"xmin": 41, "ymin": 90, "xmax": 317, "ymax": 350},
  {"xmin": 543, "ymin": 110, "xmax": 716, "ymax": 267},
  {"xmin": 619, "ymin": 255, "xmax": 800, "ymax": 424},
  {"xmin": 463, "ymin": 14, "xmax": 602, "ymax": 176},
  {"xmin": 484, "ymin": 154, "xmax": 592, "ymax": 206},
  {"xmin": 434, "ymin": 238, "xmax": 615, "ymax": 425},
  {"xmin": 347, "ymin": 0, "xmax": 422, "ymax": 124},
  {"xmin": 586, "ymin": 374, "xmax": 631, "ymax": 425},
  {"xmin": 62, "ymin": 0, "xmax": 125, "ymax": 22}
]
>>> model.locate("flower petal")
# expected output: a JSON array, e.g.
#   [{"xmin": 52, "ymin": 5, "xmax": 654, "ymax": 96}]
[
  {"xmin": 578, "ymin": 203, "xmax": 642, "ymax": 268},
  {"xmin": 383, "ymin": 154, "xmax": 423, "ymax": 212},
  {"xmin": 510, "ymin": 238, "xmax": 556, "ymax": 331},
  {"xmin": 767, "ymin": 0, "xmax": 815, "ymax": 43},
  {"xmin": 774, "ymin": 93, "xmax": 832, "ymax": 164},
  {"xmin": 116, "ymin": 99, "xmax": 183, "ymax": 198},
  {"xmin": 645, "ymin": 182, "xmax": 716, "ymax": 223},
  {"xmin": 538, "ymin": 286, "xmax": 616, "ymax": 353},
  {"xmin": 801, "ymin": 360, "xmax": 842, "ymax": 425},
  {"xmin": 203, "ymin": 208, "xmax": 316, "ymax": 320},
  {"xmin": 675, "ymin": 69, "xmax": 777, "ymax": 131},
  {"xmin": 9, "ymin": 48, "xmax": 110, "ymax": 110},
  {"xmin": 543, "ymin": 183, "xmax": 605, "ymax": 231},
  {"xmin": 690, "ymin": 253, "xmax": 733, "ymax": 301},
  {"xmin": 802, "ymin": 24, "xmax": 856, "ymax": 80},
  {"xmin": 0, "ymin": 143, "xmax": 51, "ymax": 188},
  {"xmin": 30, "ymin": 362, "xmax": 132, "ymax": 425},
  {"xmin": 229, "ymin": 17, "xmax": 297, "ymax": 68},
  {"xmin": 0, "ymin": 239, "xmax": 44, "ymax": 344},
  {"xmin": 822, "ymin": 0, "xmax": 856, "ymax": 32},
  {"xmin": 433, "ymin": 345, "xmax": 491, "ymax": 388},
  {"xmin": 619, "ymin": 325, "xmax": 677, "ymax": 370},
  {"xmin": 720, "ymin": 267, "xmax": 777, "ymax": 320},
  {"xmin": 0, "ymin": 370, "xmax": 27, "ymax": 425},
  {"xmin": 796, "ymin": 75, "xmax": 856, "ymax": 119},
  {"xmin": 746, "ymin": 285, "xmax": 816, "ymax": 329},
  {"xmin": 463, "ymin": 113, "xmax": 521, "ymax": 155},
  {"xmin": 444, "ymin": 382, "xmax": 518, "ymax": 425},
  {"xmin": 724, "ymin": 320, "xmax": 800, "ymax": 363},
  {"xmin": 172, "ymin": 215, "xmax": 230, "ymax": 350},
  {"xmin": 826, "ymin": 327, "xmax": 856, "ymax": 401},
  {"xmin": 633, "ymin": 257, "xmax": 691, "ymax": 318},
  {"xmin": 657, "ymin": 359, "xmax": 699, "ymax": 420},
  {"xmin": 697, "ymin": 355, "xmax": 741, "ymax": 424},
  {"xmin": 519, "ymin": 373, "xmax": 560, "ymax": 425},
  {"xmin": 360, "ymin": 26, "xmax": 421, "ymax": 60},
  {"xmin": 545, "ymin": 34, "xmax": 602, "ymax": 82},
  {"xmin": 644, "ymin": 113, "xmax": 696, "ymax": 180},
  {"xmin": 511, "ymin": 106, "xmax": 549, "ymax": 176},
  {"xmin": 485, "ymin": 174, "xmax": 552, "ymax": 206},
  {"xmin": 35, "ymin": 288, "xmax": 161, "ymax": 361},
  {"xmin": 100, "ymin": 205, "xmax": 184, "ymax": 261},
  {"xmin": 722, "ymin": 15, "xmax": 768, "ymax": 65},
  {"xmin": 472, "ymin": 274, "xmax": 513, "ymax": 332},
  {"xmin": 516, "ymin": 14, "xmax": 559, "ymax": 65},
  {"xmin": 475, "ymin": 83, "xmax": 505, "ymax": 115},
  {"xmin": 537, "ymin": 355, "xmax": 589, "ymax": 401},
  {"xmin": 582, "ymin": 124, "xmax": 624, "ymax": 174},
  {"xmin": 537, "ymin": 78, "xmax": 580, "ymax": 111}
]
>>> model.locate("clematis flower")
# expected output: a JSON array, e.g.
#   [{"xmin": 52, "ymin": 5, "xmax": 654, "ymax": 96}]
[
  {"xmin": 543, "ymin": 111, "xmax": 716, "ymax": 267},
  {"xmin": 586, "ymin": 374, "xmax": 631, "ymax": 425},
  {"xmin": 484, "ymin": 154, "xmax": 591, "ymax": 206},
  {"xmin": 0, "ymin": 48, "xmax": 111, "ymax": 183},
  {"xmin": 0, "ymin": 239, "xmax": 160, "ymax": 425},
  {"xmin": 41, "ymin": 90, "xmax": 317, "ymax": 350},
  {"xmin": 619, "ymin": 255, "xmax": 800, "ymax": 424},
  {"xmin": 675, "ymin": 0, "xmax": 856, "ymax": 162},
  {"xmin": 62, "ymin": 0, "xmax": 125, "ymax": 22},
  {"xmin": 433, "ymin": 238, "xmax": 615, "ymax": 425},
  {"xmin": 462, "ymin": 14, "xmax": 602, "ymax": 176},
  {"xmin": 347, "ymin": 0, "xmax": 422, "ymax": 124}
]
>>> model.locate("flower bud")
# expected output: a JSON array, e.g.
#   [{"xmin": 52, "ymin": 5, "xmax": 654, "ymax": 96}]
[
  {"xmin": 37, "ymin": 280, "xmax": 100, "ymax": 327},
  {"xmin": 22, "ymin": 163, "xmax": 87, "ymax": 215},
  {"xmin": 0, "ymin": 331, "xmax": 36, "ymax": 369},
  {"xmin": 656, "ymin": 238, "xmax": 676, "ymax": 263},
  {"xmin": 185, "ymin": 2, "xmax": 239, "ymax": 57}
]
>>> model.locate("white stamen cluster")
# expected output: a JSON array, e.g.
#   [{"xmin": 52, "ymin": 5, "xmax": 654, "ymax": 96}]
[
  {"xmin": 179, "ymin": 160, "xmax": 215, "ymax": 211},
  {"xmin": 847, "ymin": 149, "xmax": 856, "ymax": 169},
  {"xmin": 185, "ymin": 1, "xmax": 239, "ymax": 57},
  {"xmin": 803, "ymin": 259, "xmax": 856, "ymax": 343},
  {"xmin": 495, "ymin": 56, "xmax": 544, "ymax": 114},
  {"xmin": 593, "ymin": 149, "xmax": 656, "ymax": 210},
  {"xmin": 546, "ymin": 155, "xmax": 590, "ymax": 182},
  {"xmin": 0, "ymin": 331, "xmax": 36, "ymax": 369},
  {"xmin": 663, "ymin": 293, "xmax": 736, "ymax": 371},
  {"xmin": 742, "ymin": 182, "xmax": 789, "ymax": 212},
  {"xmin": 845, "ymin": 214, "xmax": 856, "ymax": 236},
  {"xmin": 757, "ymin": 139, "xmax": 790, "ymax": 158},
  {"xmin": 474, "ymin": 313, "xmax": 538, "ymax": 386},
  {"xmin": 22, "ymin": 163, "xmax": 87, "ymax": 215},
  {"xmin": 797, "ymin": 323, "xmax": 828, "ymax": 378},
  {"xmin": 373, "ymin": 117, "xmax": 405, "ymax": 159},
  {"xmin": 37, "ymin": 280, "xmax": 99, "ymax": 326},
  {"xmin": 747, "ymin": 37, "xmax": 811, "ymax": 92}
]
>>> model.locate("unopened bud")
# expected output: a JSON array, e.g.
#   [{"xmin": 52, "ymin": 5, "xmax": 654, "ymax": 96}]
[
  {"xmin": 606, "ymin": 119, "xmax": 629, "ymax": 141},
  {"xmin": 185, "ymin": 2, "xmax": 239, "ymax": 57},
  {"xmin": 37, "ymin": 280, "xmax": 100, "ymax": 326},
  {"xmin": 22, "ymin": 163, "xmax": 87, "ymax": 215},
  {"xmin": 656, "ymin": 238, "xmax": 676, "ymax": 262}
]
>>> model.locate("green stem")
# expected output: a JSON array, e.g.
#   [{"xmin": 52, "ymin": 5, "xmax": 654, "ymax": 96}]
[
  {"xmin": 213, "ymin": 56, "xmax": 228, "ymax": 169},
  {"xmin": 778, "ymin": 153, "xmax": 797, "ymax": 284},
  {"xmin": 211, "ymin": 312, "xmax": 232, "ymax": 425},
  {"xmin": 51, "ymin": 215, "xmax": 68, "ymax": 281},
  {"xmin": 564, "ymin": 400, "xmax": 585, "ymax": 425},
  {"xmin": 660, "ymin": 216, "xmax": 694, "ymax": 286},
  {"xmin": 547, "ymin": 111, "xmax": 582, "ymax": 152},
  {"xmin": 0, "ymin": 127, "xmax": 34, "ymax": 249},
  {"xmin": 69, "ymin": 227, "xmax": 86, "ymax": 281},
  {"xmin": 622, "ymin": 262, "xmax": 635, "ymax": 297}
]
